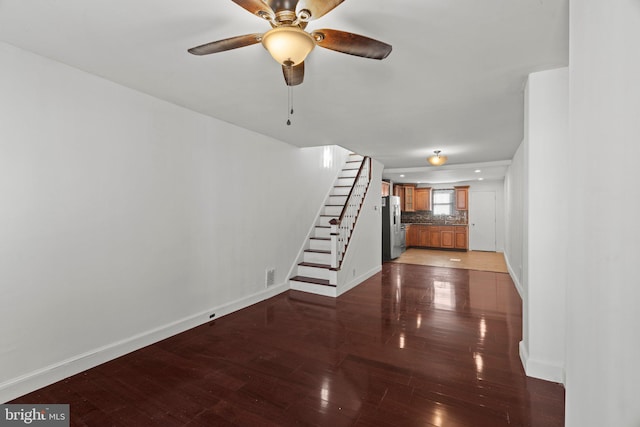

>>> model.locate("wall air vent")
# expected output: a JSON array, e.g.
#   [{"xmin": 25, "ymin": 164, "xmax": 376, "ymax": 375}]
[{"xmin": 265, "ymin": 268, "xmax": 275, "ymax": 287}]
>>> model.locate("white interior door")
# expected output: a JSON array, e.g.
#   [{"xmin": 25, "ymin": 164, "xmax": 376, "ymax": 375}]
[{"xmin": 469, "ymin": 191, "xmax": 496, "ymax": 251}]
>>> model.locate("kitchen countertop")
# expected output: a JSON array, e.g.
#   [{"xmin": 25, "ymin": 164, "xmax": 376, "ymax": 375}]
[{"xmin": 402, "ymin": 223, "xmax": 468, "ymax": 226}]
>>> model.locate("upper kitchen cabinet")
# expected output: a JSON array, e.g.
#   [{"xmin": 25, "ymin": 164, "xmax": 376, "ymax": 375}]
[
  {"xmin": 394, "ymin": 184, "xmax": 416, "ymax": 211},
  {"xmin": 403, "ymin": 185, "xmax": 415, "ymax": 212},
  {"xmin": 382, "ymin": 181, "xmax": 390, "ymax": 197},
  {"xmin": 415, "ymin": 188, "xmax": 431, "ymax": 211},
  {"xmin": 455, "ymin": 186, "xmax": 469, "ymax": 210}
]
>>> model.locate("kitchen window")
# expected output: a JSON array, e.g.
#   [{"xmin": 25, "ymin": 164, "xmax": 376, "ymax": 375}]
[{"xmin": 432, "ymin": 189, "xmax": 454, "ymax": 215}]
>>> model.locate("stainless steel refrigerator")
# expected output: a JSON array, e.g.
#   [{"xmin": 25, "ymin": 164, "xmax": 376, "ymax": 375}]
[{"xmin": 382, "ymin": 196, "xmax": 404, "ymax": 261}]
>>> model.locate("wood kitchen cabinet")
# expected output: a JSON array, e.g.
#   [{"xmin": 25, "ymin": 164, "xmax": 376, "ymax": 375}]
[
  {"xmin": 382, "ymin": 181, "xmax": 390, "ymax": 197},
  {"xmin": 415, "ymin": 187, "xmax": 431, "ymax": 211},
  {"xmin": 403, "ymin": 185, "xmax": 415, "ymax": 212},
  {"xmin": 419, "ymin": 226, "xmax": 430, "ymax": 247},
  {"xmin": 405, "ymin": 225, "xmax": 418, "ymax": 247},
  {"xmin": 405, "ymin": 224, "xmax": 468, "ymax": 251},
  {"xmin": 455, "ymin": 227, "xmax": 468, "ymax": 249},
  {"xmin": 441, "ymin": 226, "xmax": 454, "ymax": 248},
  {"xmin": 455, "ymin": 186, "xmax": 469, "ymax": 210},
  {"xmin": 428, "ymin": 226, "xmax": 441, "ymax": 247},
  {"xmin": 394, "ymin": 184, "xmax": 416, "ymax": 211}
]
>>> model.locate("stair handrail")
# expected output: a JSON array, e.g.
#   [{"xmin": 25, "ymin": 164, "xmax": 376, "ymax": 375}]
[{"xmin": 329, "ymin": 156, "xmax": 372, "ymax": 269}]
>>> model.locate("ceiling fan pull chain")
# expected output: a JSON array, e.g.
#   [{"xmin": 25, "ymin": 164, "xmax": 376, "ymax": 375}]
[
  {"xmin": 287, "ymin": 65, "xmax": 294, "ymax": 126},
  {"xmin": 287, "ymin": 85, "xmax": 292, "ymax": 125}
]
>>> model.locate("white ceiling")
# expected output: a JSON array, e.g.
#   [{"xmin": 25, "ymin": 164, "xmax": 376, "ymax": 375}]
[{"xmin": 0, "ymin": 0, "xmax": 568, "ymax": 184}]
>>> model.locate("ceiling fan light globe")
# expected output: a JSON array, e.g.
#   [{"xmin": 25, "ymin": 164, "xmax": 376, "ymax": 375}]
[{"xmin": 261, "ymin": 27, "xmax": 315, "ymax": 66}]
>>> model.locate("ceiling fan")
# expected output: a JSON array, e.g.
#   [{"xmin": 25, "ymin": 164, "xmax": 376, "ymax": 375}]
[{"xmin": 187, "ymin": 0, "xmax": 392, "ymax": 86}]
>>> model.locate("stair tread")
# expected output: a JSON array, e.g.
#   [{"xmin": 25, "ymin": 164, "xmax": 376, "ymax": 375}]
[
  {"xmin": 315, "ymin": 225, "xmax": 330, "ymax": 229},
  {"xmin": 310, "ymin": 237, "xmax": 331, "ymax": 241},
  {"xmin": 305, "ymin": 249, "xmax": 331, "ymax": 254},
  {"xmin": 320, "ymin": 214, "xmax": 338, "ymax": 217},
  {"xmin": 298, "ymin": 262, "xmax": 331, "ymax": 269},
  {"xmin": 290, "ymin": 276, "xmax": 335, "ymax": 287}
]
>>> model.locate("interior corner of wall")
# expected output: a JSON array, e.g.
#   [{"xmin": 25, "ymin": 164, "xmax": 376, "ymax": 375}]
[
  {"xmin": 519, "ymin": 339, "xmax": 529, "ymax": 371},
  {"xmin": 520, "ymin": 348, "xmax": 566, "ymax": 385},
  {"xmin": 519, "ymin": 342, "xmax": 566, "ymax": 385}
]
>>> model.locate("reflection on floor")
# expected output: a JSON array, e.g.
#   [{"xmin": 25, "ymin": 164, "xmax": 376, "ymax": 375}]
[
  {"xmin": 11, "ymin": 263, "xmax": 565, "ymax": 426},
  {"xmin": 392, "ymin": 248, "xmax": 508, "ymax": 273}
]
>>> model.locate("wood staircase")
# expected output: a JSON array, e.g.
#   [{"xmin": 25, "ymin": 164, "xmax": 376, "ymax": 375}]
[{"xmin": 289, "ymin": 153, "xmax": 370, "ymax": 296}]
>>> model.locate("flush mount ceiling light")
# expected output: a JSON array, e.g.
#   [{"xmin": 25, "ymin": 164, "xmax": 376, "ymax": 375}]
[{"xmin": 427, "ymin": 150, "xmax": 448, "ymax": 166}]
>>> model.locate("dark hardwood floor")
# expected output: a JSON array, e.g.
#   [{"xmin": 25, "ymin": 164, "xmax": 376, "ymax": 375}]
[{"xmin": 12, "ymin": 263, "xmax": 565, "ymax": 426}]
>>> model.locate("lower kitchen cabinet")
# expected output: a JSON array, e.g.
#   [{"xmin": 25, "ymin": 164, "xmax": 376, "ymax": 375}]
[
  {"xmin": 428, "ymin": 227, "xmax": 441, "ymax": 247},
  {"xmin": 406, "ymin": 225, "xmax": 419, "ymax": 247},
  {"xmin": 455, "ymin": 227, "xmax": 468, "ymax": 249},
  {"xmin": 419, "ymin": 227, "xmax": 430, "ymax": 247},
  {"xmin": 441, "ymin": 226, "xmax": 454, "ymax": 248},
  {"xmin": 404, "ymin": 224, "xmax": 468, "ymax": 251}
]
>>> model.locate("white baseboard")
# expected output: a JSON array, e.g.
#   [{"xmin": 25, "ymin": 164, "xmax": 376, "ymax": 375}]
[
  {"xmin": 337, "ymin": 265, "xmax": 381, "ymax": 297},
  {"xmin": 519, "ymin": 340, "xmax": 566, "ymax": 385},
  {"xmin": 503, "ymin": 252, "xmax": 524, "ymax": 298},
  {"xmin": 0, "ymin": 282, "xmax": 289, "ymax": 403}
]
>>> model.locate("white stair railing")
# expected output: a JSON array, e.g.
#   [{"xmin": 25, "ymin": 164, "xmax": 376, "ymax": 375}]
[{"xmin": 329, "ymin": 156, "xmax": 371, "ymax": 269}]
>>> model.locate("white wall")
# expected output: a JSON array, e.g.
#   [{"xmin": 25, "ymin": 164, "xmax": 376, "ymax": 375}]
[
  {"xmin": 520, "ymin": 68, "xmax": 569, "ymax": 383},
  {"xmin": 504, "ymin": 69, "xmax": 569, "ymax": 384},
  {"xmin": 566, "ymin": 1, "xmax": 640, "ymax": 426},
  {"xmin": 503, "ymin": 143, "xmax": 525, "ymax": 296},
  {"xmin": 0, "ymin": 42, "xmax": 349, "ymax": 402}
]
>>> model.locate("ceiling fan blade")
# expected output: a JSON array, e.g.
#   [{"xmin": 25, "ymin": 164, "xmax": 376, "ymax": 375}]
[
  {"xmin": 282, "ymin": 62, "xmax": 304, "ymax": 86},
  {"xmin": 301, "ymin": 0, "xmax": 345, "ymax": 20},
  {"xmin": 188, "ymin": 34, "xmax": 262, "ymax": 56},
  {"xmin": 231, "ymin": 0, "xmax": 274, "ymax": 18},
  {"xmin": 312, "ymin": 29, "xmax": 392, "ymax": 59}
]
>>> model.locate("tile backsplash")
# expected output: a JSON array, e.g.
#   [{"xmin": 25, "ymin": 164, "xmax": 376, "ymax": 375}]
[{"xmin": 401, "ymin": 210, "xmax": 468, "ymax": 225}]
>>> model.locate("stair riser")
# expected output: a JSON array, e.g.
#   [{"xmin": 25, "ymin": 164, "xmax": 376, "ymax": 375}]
[
  {"xmin": 297, "ymin": 265, "xmax": 330, "ymax": 280},
  {"xmin": 328, "ymin": 195, "xmax": 347, "ymax": 205},
  {"xmin": 339, "ymin": 169, "xmax": 359, "ymax": 178},
  {"xmin": 324, "ymin": 206, "xmax": 342, "ymax": 216},
  {"xmin": 331, "ymin": 187, "xmax": 350, "ymax": 196},
  {"xmin": 290, "ymin": 280, "xmax": 337, "ymax": 297},
  {"xmin": 318, "ymin": 216, "xmax": 337, "ymax": 227},
  {"xmin": 348, "ymin": 155, "xmax": 364, "ymax": 162},
  {"xmin": 304, "ymin": 251, "xmax": 331, "ymax": 264},
  {"xmin": 336, "ymin": 177, "xmax": 355, "ymax": 187},
  {"xmin": 310, "ymin": 239, "xmax": 331, "ymax": 251},
  {"xmin": 314, "ymin": 227, "xmax": 330, "ymax": 238}
]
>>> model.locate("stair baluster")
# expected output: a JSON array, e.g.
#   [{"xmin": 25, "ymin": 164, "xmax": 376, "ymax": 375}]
[{"xmin": 329, "ymin": 156, "xmax": 371, "ymax": 269}]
